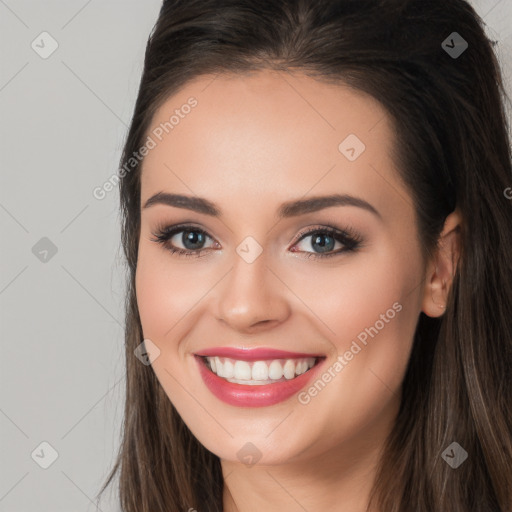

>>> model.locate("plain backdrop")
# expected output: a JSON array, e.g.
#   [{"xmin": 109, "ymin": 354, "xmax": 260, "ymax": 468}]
[{"xmin": 0, "ymin": 1, "xmax": 511, "ymax": 510}]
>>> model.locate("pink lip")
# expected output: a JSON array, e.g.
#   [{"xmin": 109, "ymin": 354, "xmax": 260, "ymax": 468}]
[
  {"xmin": 194, "ymin": 346, "xmax": 324, "ymax": 361},
  {"xmin": 194, "ymin": 354, "xmax": 326, "ymax": 408}
]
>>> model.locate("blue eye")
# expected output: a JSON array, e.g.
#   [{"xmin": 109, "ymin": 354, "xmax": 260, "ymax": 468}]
[
  {"xmin": 291, "ymin": 226, "xmax": 362, "ymax": 259},
  {"xmin": 150, "ymin": 224, "xmax": 215, "ymax": 258},
  {"xmin": 150, "ymin": 223, "xmax": 363, "ymax": 259}
]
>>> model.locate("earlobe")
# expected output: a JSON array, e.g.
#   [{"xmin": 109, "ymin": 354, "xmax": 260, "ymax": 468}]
[{"xmin": 421, "ymin": 209, "xmax": 462, "ymax": 318}]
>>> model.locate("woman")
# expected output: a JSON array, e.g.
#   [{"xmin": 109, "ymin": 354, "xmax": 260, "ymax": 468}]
[{"xmin": 97, "ymin": 0, "xmax": 512, "ymax": 510}]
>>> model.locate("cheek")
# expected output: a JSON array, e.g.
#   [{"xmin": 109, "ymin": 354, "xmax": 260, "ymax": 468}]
[
  {"xmin": 280, "ymin": 255, "xmax": 422, "ymax": 450},
  {"xmin": 136, "ymin": 258, "xmax": 167, "ymax": 340},
  {"xmin": 289, "ymin": 248, "xmax": 423, "ymax": 409},
  {"xmin": 289, "ymin": 247, "xmax": 422, "ymax": 350},
  {"xmin": 135, "ymin": 245, "xmax": 195, "ymax": 343},
  {"xmin": 135, "ymin": 248, "xmax": 201, "ymax": 398},
  {"xmin": 135, "ymin": 243, "xmax": 214, "ymax": 342}
]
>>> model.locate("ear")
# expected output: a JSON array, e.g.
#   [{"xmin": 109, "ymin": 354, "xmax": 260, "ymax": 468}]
[{"xmin": 421, "ymin": 209, "xmax": 462, "ymax": 318}]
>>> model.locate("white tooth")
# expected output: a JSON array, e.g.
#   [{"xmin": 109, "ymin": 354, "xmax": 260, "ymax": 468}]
[
  {"xmin": 208, "ymin": 357, "xmax": 217, "ymax": 373},
  {"xmin": 252, "ymin": 361, "xmax": 269, "ymax": 381},
  {"xmin": 283, "ymin": 359, "xmax": 296, "ymax": 379},
  {"xmin": 268, "ymin": 360, "xmax": 283, "ymax": 380},
  {"xmin": 295, "ymin": 361, "xmax": 306, "ymax": 375},
  {"xmin": 307, "ymin": 357, "xmax": 315, "ymax": 369},
  {"xmin": 223, "ymin": 359, "xmax": 234, "ymax": 378},
  {"xmin": 215, "ymin": 357, "xmax": 223, "ymax": 377},
  {"xmin": 233, "ymin": 360, "xmax": 252, "ymax": 380}
]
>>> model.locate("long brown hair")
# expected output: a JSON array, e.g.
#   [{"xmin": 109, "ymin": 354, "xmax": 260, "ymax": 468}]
[{"xmin": 96, "ymin": 1, "xmax": 512, "ymax": 510}]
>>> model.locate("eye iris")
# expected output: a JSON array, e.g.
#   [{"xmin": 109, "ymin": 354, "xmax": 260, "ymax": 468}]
[
  {"xmin": 183, "ymin": 230, "xmax": 205, "ymax": 250},
  {"xmin": 312, "ymin": 233, "xmax": 334, "ymax": 253}
]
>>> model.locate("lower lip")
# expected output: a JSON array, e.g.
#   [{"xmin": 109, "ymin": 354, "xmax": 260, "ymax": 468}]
[{"xmin": 194, "ymin": 355, "xmax": 326, "ymax": 407}]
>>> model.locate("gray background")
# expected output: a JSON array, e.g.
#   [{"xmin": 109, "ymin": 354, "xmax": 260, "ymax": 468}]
[{"xmin": 0, "ymin": 1, "xmax": 511, "ymax": 511}]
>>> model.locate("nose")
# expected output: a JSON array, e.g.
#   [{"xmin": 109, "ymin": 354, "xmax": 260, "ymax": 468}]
[{"xmin": 215, "ymin": 249, "xmax": 291, "ymax": 334}]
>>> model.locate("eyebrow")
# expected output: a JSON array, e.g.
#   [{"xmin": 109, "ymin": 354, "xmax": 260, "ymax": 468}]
[{"xmin": 143, "ymin": 192, "xmax": 381, "ymax": 219}]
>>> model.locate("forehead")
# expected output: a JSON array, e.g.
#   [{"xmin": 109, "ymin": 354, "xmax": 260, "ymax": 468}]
[{"xmin": 140, "ymin": 70, "xmax": 407, "ymax": 215}]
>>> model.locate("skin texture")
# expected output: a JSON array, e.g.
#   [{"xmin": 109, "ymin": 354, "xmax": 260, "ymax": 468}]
[{"xmin": 135, "ymin": 70, "xmax": 461, "ymax": 512}]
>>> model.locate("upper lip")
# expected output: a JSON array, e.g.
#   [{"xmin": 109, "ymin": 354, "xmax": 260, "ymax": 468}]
[{"xmin": 194, "ymin": 346, "xmax": 325, "ymax": 361}]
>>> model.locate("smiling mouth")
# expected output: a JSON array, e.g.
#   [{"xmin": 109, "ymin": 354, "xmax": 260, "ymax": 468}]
[{"xmin": 199, "ymin": 355, "xmax": 323, "ymax": 385}]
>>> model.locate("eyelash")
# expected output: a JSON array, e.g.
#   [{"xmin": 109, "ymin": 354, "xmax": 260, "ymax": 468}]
[{"xmin": 149, "ymin": 223, "xmax": 363, "ymax": 260}]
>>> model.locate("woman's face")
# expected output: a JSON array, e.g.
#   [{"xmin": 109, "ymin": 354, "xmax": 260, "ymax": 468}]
[{"xmin": 136, "ymin": 70, "xmax": 430, "ymax": 466}]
